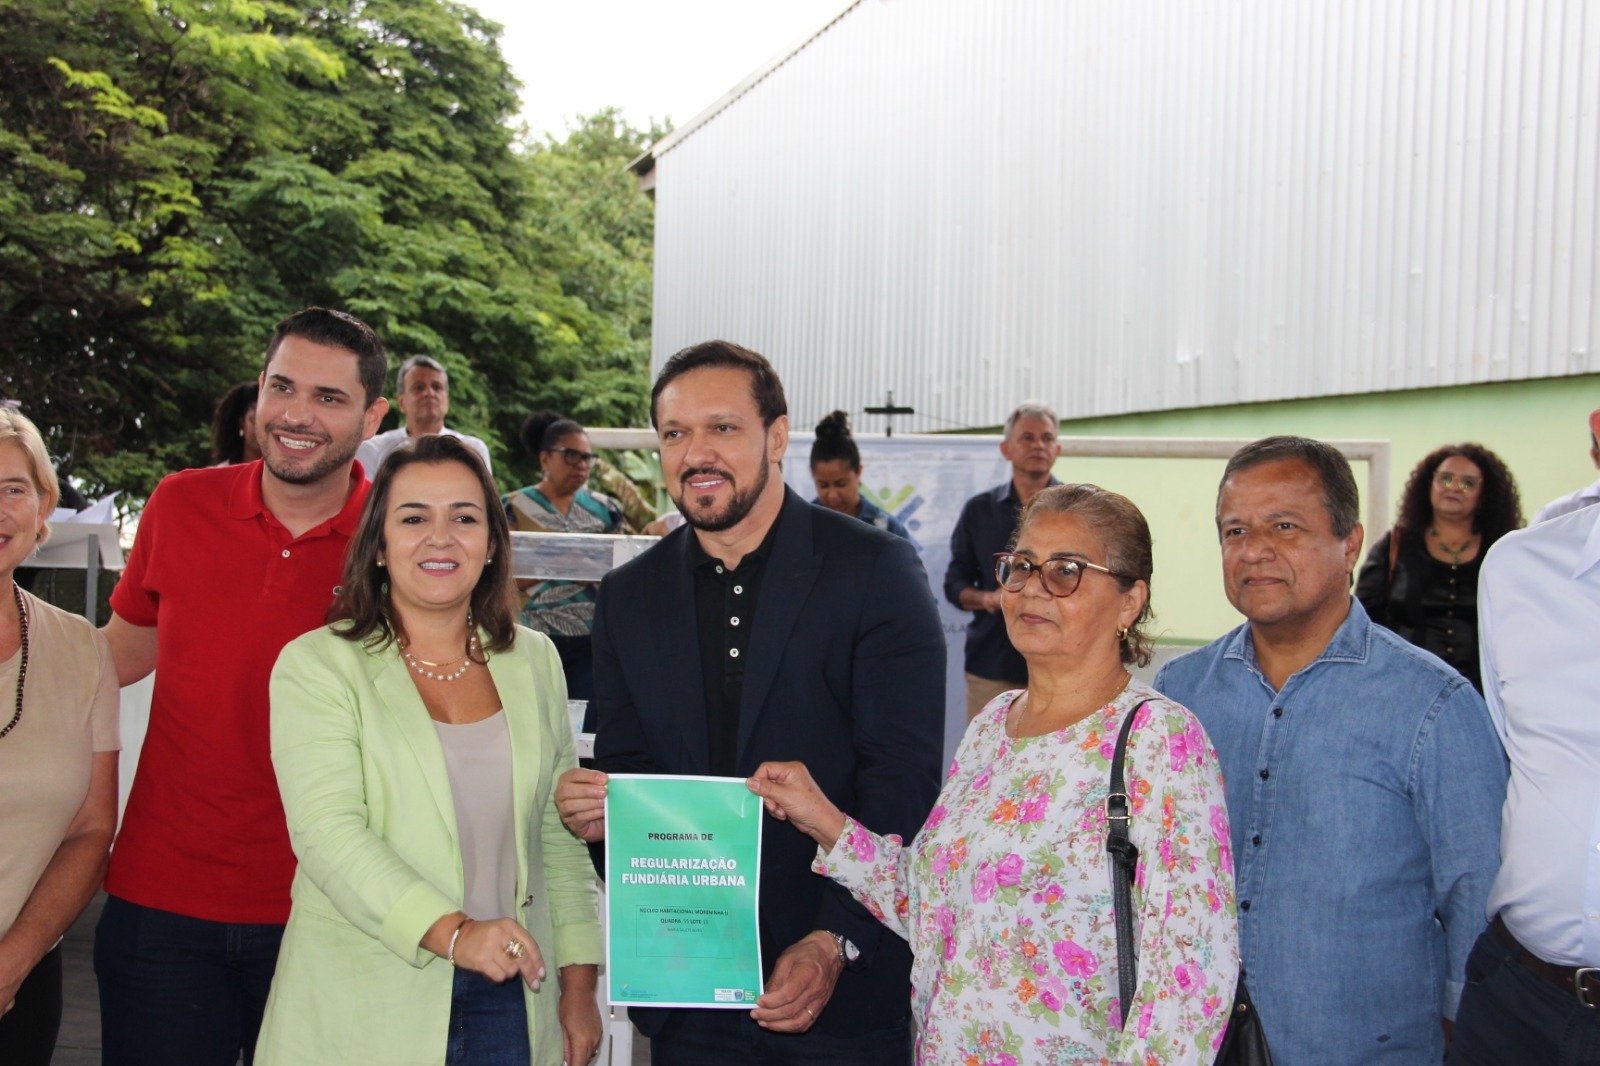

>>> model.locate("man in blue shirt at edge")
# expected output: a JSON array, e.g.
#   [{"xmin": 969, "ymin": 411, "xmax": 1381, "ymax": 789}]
[{"xmin": 1155, "ymin": 436, "xmax": 1507, "ymax": 1065}]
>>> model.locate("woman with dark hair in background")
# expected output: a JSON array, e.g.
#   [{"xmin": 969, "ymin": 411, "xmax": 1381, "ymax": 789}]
[
  {"xmin": 1356, "ymin": 442, "xmax": 1523, "ymax": 692},
  {"xmin": 209, "ymin": 381, "xmax": 261, "ymax": 466},
  {"xmin": 809, "ymin": 410, "xmax": 911, "ymax": 540},
  {"xmin": 502, "ymin": 412, "xmax": 630, "ymax": 702},
  {"xmin": 256, "ymin": 435, "xmax": 600, "ymax": 1066}
]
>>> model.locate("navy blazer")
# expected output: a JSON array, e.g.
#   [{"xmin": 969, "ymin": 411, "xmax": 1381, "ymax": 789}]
[{"xmin": 591, "ymin": 488, "xmax": 946, "ymax": 1038}]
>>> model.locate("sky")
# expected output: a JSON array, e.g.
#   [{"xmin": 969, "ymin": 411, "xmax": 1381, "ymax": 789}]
[{"xmin": 465, "ymin": 0, "xmax": 852, "ymax": 141}]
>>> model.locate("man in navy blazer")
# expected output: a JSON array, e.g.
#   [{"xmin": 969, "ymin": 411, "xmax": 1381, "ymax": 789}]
[{"xmin": 556, "ymin": 341, "xmax": 945, "ymax": 1063}]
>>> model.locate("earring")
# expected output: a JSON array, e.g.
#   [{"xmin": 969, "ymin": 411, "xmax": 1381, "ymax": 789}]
[
  {"xmin": 1116, "ymin": 626, "xmax": 1129, "ymax": 640},
  {"xmin": 486, "ymin": 556, "xmax": 493, "ymax": 564},
  {"xmin": 377, "ymin": 558, "xmax": 386, "ymax": 568}
]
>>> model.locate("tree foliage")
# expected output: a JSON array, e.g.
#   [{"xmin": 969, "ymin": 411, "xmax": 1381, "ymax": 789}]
[{"xmin": 0, "ymin": 0, "xmax": 658, "ymax": 498}]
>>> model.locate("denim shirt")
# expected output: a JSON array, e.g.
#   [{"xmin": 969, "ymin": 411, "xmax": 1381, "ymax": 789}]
[
  {"xmin": 813, "ymin": 495, "xmax": 913, "ymax": 541},
  {"xmin": 1155, "ymin": 599, "xmax": 1506, "ymax": 1066}
]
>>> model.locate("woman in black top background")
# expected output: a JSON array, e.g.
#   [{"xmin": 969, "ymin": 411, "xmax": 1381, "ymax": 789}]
[{"xmin": 1355, "ymin": 442, "xmax": 1522, "ymax": 692}]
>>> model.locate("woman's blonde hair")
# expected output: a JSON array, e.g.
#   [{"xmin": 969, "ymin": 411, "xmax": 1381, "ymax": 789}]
[{"xmin": 0, "ymin": 408, "xmax": 60, "ymax": 545}]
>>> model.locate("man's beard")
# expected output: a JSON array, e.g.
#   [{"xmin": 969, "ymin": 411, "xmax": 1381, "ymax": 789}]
[
  {"xmin": 259, "ymin": 421, "xmax": 363, "ymax": 486},
  {"xmin": 678, "ymin": 445, "xmax": 771, "ymax": 533}
]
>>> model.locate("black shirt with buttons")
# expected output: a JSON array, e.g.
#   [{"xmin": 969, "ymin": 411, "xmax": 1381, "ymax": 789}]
[
  {"xmin": 1354, "ymin": 528, "xmax": 1487, "ymax": 692},
  {"xmin": 689, "ymin": 508, "xmax": 785, "ymax": 777}
]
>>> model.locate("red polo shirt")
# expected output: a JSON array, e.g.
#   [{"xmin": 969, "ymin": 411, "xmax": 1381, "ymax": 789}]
[{"xmin": 108, "ymin": 461, "xmax": 370, "ymax": 924}]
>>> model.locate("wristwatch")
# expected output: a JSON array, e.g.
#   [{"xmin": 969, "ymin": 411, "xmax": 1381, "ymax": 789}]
[{"xmin": 828, "ymin": 931, "xmax": 860, "ymax": 967}]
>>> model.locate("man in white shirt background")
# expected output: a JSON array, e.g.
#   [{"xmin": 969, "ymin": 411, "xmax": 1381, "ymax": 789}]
[
  {"xmin": 354, "ymin": 355, "xmax": 492, "ymax": 477},
  {"xmin": 1447, "ymin": 499, "xmax": 1600, "ymax": 1063},
  {"xmin": 1530, "ymin": 405, "xmax": 1600, "ymax": 524}
]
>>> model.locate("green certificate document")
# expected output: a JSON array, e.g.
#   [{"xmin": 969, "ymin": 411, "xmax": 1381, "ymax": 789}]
[{"xmin": 605, "ymin": 774, "xmax": 764, "ymax": 1008}]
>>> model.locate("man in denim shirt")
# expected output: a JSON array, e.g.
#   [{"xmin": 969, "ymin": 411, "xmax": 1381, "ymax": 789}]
[{"xmin": 1156, "ymin": 436, "xmax": 1507, "ymax": 1065}]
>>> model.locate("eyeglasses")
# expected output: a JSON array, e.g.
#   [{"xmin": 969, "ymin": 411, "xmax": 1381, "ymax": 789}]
[
  {"xmin": 1435, "ymin": 472, "xmax": 1481, "ymax": 491},
  {"xmin": 993, "ymin": 552, "xmax": 1129, "ymax": 598},
  {"xmin": 546, "ymin": 447, "xmax": 597, "ymax": 467}
]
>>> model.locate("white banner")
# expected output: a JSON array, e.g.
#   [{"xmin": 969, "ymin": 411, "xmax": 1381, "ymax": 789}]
[{"xmin": 783, "ymin": 434, "xmax": 1009, "ymax": 762}]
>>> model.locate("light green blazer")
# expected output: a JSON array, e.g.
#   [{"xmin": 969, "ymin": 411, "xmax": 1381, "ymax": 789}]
[{"xmin": 255, "ymin": 624, "xmax": 601, "ymax": 1065}]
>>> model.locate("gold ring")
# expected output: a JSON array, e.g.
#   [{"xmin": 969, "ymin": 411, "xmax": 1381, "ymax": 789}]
[{"xmin": 505, "ymin": 938, "xmax": 526, "ymax": 960}]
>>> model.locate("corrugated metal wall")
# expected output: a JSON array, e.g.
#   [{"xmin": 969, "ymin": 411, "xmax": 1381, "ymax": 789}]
[{"xmin": 648, "ymin": 0, "xmax": 1600, "ymax": 433}]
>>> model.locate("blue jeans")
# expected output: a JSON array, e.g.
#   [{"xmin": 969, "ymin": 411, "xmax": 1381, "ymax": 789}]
[
  {"xmin": 446, "ymin": 967, "xmax": 530, "ymax": 1065},
  {"xmin": 93, "ymin": 895, "xmax": 284, "ymax": 1065},
  {"xmin": 650, "ymin": 1009, "xmax": 912, "ymax": 1066},
  {"xmin": 1447, "ymin": 921, "xmax": 1600, "ymax": 1066}
]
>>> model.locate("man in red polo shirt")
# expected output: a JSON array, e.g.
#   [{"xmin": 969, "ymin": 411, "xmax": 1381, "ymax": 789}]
[{"xmin": 96, "ymin": 308, "xmax": 389, "ymax": 1064}]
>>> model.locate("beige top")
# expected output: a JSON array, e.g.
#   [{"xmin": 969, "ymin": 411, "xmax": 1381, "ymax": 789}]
[
  {"xmin": 432, "ymin": 710, "xmax": 516, "ymax": 921},
  {"xmin": 0, "ymin": 589, "xmax": 120, "ymax": 936}
]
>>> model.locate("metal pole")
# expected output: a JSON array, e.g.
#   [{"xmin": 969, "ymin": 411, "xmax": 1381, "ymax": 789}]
[{"xmin": 84, "ymin": 532, "xmax": 99, "ymax": 621}]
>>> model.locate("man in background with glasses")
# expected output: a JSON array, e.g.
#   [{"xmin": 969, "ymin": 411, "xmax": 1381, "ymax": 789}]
[
  {"xmin": 943, "ymin": 401, "xmax": 1061, "ymax": 719},
  {"xmin": 355, "ymin": 355, "xmax": 492, "ymax": 476},
  {"xmin": 1155, "ymin": 435, "xmax": 1506, "ymax": 1066}
]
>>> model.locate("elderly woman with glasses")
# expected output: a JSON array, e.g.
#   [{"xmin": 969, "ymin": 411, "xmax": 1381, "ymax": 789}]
[
  {"xmin": 747, "ymin": 485, "xmax": 1238, "ymax": 1065},
  {"xmin": 503, "ymin": 412, "xmax": 632, "ymax": 703},
  {"xmin": 1356, "ymin": 443, "xmax": 1523, "ymax": 693}
]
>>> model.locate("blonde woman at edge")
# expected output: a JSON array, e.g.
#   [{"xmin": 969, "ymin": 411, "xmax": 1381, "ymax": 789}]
[
  {"xmin": 0, "ymin": 409, "xmax": 119, "ymax": 1066},
  {"xmin": 256, "ymin": 435, "xmax": 600, "ymax": 1065}
]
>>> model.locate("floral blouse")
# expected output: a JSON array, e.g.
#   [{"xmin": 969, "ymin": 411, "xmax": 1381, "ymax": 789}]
[{"xmin": 815, "ymin": 680, "xmax": 1239, "ymax": 1065}]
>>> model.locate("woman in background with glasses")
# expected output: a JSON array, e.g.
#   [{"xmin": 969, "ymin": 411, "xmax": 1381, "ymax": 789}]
[
  {"xmin": 1356, "ymin": 444, "xmax": 1523, "ymax": 692},
  {"xmin": 503, "ymin": 412, "xmax": 631, "ymax": 703},
  {"xmin": 747, "ymin": 484, "xmax": 1238, "ymax": 1065}
]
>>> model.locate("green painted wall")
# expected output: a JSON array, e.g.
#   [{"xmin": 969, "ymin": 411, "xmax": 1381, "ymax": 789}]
[{"xmin": 1045, "ymin": 374, "xmax": 1600, "ymax": 645}]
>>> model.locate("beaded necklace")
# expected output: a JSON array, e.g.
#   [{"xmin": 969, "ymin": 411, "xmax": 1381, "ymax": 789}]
[
  {"xmin": 2, "ymin": 584, "xmax": 28, "ymax": 740},
  {"xmin": 1427, "ymin": 526, "xmax": 1478, "ymax": 564}
]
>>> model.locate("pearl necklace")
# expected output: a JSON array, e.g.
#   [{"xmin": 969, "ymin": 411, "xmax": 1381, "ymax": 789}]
[
  {"xmin": 2, "ymin": 584, "xmax": 28, "ymax": 740},
  {"xmin": 401, "ymin": 630, "xmax": 482, "ymax": 683}
]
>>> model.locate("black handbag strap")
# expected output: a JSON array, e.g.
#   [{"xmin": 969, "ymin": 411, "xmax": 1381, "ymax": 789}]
[{"xmin": 1106, "ymin": 701, "xmax": 1146, "ymax": 1027}]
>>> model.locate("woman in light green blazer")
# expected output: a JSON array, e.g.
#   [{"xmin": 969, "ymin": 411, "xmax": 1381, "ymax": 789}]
[{"xmin": 256, "ymin": 435, "xmax": 601, "ymax": 1065}]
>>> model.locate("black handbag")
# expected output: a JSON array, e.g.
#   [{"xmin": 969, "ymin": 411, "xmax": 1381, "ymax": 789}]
[{"xmin": 1107, "ymin": 702, "xmax": 1272, "ymax": 1066}]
